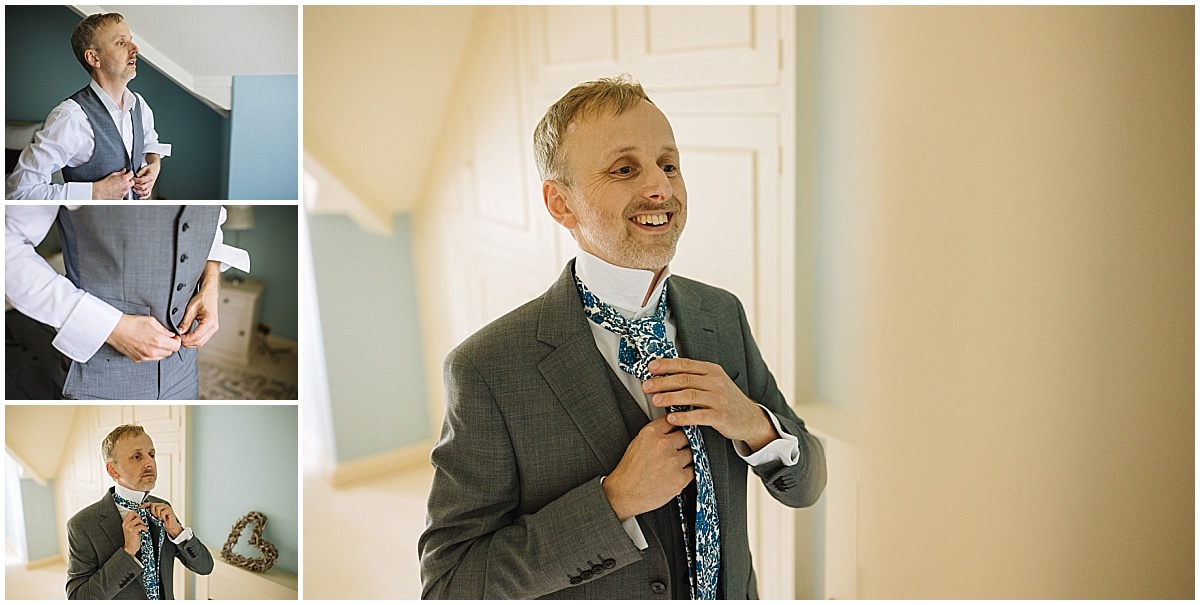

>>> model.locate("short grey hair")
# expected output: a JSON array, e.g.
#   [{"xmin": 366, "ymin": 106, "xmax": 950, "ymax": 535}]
[
  {"xmin": 533, "ymin": 75, "xmax": 653, "ymax": 184},
  {"xmin": 101, "ymin": 424, "xmax": 145, "ymax": 463},
  {"xmin": 71, "ymin": 12, "xmax": 126, "ymax": 74}
]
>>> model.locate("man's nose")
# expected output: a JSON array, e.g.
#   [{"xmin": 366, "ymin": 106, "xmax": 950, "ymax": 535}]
[{"xmin": 641, "ymin": 166, "xmax": 673, "ymax": 201}]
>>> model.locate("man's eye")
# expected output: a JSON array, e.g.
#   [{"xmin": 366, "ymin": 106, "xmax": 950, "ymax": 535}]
[
  {"xmin": 662, "ymin": 164, "xmax": 679, "ymax": 175},
  {"xmin": 612, "ymin": 165, "xmax": 634, "ymax": 176}
]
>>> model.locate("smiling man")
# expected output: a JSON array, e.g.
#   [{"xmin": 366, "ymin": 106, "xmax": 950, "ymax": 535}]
[
  {"xmin": 420, "ymin": 76, "xmax": 827, "ymax": 599},
  {"xmin": 6, "ymin": 12, "xmax": 170, "ymax": 200},
  {"xmin": 66, "ymin": 424, "xmax": 212, "ymax": 599}
]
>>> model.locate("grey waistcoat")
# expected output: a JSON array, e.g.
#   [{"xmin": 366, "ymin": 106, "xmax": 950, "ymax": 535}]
[
  {"xmin": 57, "ymin": 205, "xmax": 220, "ymax": 400},
  {"xmin": 60, "ymin": 85, "xmax": 145, "ymax": 199}
]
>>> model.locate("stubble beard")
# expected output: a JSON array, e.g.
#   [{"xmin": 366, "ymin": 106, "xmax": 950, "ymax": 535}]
[{"xmin": 577, "ymin": 216, "xmax": 684, "ymax": 271}]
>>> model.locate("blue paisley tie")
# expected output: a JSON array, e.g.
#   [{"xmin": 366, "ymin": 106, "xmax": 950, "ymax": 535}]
[
  {"xmin": 576, "ymin": 275, "xmax": 720, "ymax": 599},
  {"xmin": 112, "ymin": 491, "xmax": 164, "ymax": 600}
]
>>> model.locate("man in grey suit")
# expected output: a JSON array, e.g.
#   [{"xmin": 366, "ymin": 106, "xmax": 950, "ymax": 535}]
[
  {"xmin": 66, "ymin": 424, "xmax": 213, "ymax": 599},
  {"xmin": 4, "ymin": 205, "xmax": 250, "ymax": 399},
  {"xmin": 420, "ymin": 76, "xmax": 827, "ymax": 599}
]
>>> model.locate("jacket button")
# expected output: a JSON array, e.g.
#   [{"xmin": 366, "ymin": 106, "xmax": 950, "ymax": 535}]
[
  {"xmin": 569, "ymin": 575, "xmax": 582, "ymax": 585},
  {"xmin": 176, "ymin": 283, "xmax": 185, "ymax": 291},
  {"xmin": 172, "ymin": 307, "xmax": 179, "ymax": 316},
  {"xmin": 590, "ymin": 563, "xmax": 604, "ymax": 574},
  {"xmin": 603, "ymin": 558, "xmax": 616, "ymax": 569},
  {"xmin": 650, "ymin": 581, "xmax": 667, "ymax": 594},
  {"xmin": 180, "ymin": 253, "xmax": 188, "ymax": 263},
  {"xmin": 182, "ymin": 222, "xmax": 189, "ymax": 232}
]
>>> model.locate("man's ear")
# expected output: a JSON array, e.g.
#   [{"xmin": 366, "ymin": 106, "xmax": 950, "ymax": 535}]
[
  {"xmin": 104, "ymin": 461, "xmax": 118, "ymax": 482},
  {"xmin": 543, "ymin": 180, "xmax": 578, "ymax": 230},
  {"xmin": 84, "ymin": 48, "xmax": 101, "ymax": 70}
]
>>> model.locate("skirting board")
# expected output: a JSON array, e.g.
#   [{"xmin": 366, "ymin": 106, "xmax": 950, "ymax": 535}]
[
  {"xmin": 330, "ymin": 439, "xmax": 434, "ymax": 487},
  {"xmin": 26, "ymin": 554, "xmax": 62, "ymax": 570}
]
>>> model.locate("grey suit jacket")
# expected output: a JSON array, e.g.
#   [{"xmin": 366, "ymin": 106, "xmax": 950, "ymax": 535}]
[
  {"xmin": 66, "ymin": 487, "xmax": 214, "ymax": 599},
  {"xmin": 420, "ymin": 260, "xmax": 827, "ymax": 599}
]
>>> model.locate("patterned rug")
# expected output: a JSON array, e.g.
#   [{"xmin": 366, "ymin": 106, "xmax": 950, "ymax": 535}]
[{"xmin": 199, "ymin": 361, "xmax": 298, "ymax": 400}]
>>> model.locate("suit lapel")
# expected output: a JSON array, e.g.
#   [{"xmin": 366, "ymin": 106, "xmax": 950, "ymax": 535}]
[
  {"xmin": 97, "ymin": 487, "xmax": 126, "ymax": 555},
  {"xmin": 537, "ymin": 261, "xmax": 630, "ymax": 472}
]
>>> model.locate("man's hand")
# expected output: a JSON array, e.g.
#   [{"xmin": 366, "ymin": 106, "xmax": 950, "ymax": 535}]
[
  {"xmin": 132, "ymin": 155, "xmax": 160, "ymax": 199},
  {"xmin": 142, "ymin": 501, "xmax": 184, "ymax": 539},
  {"xmin": 121, "ymin": 511, "xmax": 147, "ymax": 557},
  {"xmin": 642, "ymin": 357, "xmax": 780, "ymax": 453},
  {"xmin": 179, "ymin": 261, "xmax": 221, "ymax": 348},
  {"xmin": 602, "ymin": 417, "xmax": 694, "ymax": 521},
  {"xmin": 92, "ymin": 169, "xmax": 134, "ymax": 200},
  {"xmin": 106, "ymin": 314, "xmax": 181, "ymax": 362}
]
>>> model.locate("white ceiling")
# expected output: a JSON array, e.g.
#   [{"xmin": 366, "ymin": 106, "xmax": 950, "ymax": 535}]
[
  {"xmin": 304, "ymin": 6, "xmax": 478, "ymax": 215},
  {"xmin": 73, "ymin": 5, "xmax": 298, "ymax": 111}
]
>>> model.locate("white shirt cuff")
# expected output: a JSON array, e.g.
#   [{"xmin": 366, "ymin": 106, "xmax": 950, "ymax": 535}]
[
  {"xmin": 170, "ymin": 526, "xmax": 194, "ymax": 545},
  {"xmin": 143, "ymin": 143, "xmax": 171, "ymax": 158},
  {"xmin": 52, "ymin": 292, "xmax": 122, "ymax": 362},
  {"xmin": 64, "ymin": 181, "xmax": 92, "ymax": 201},
  {"xmin": 209, "ymin": 241, "xmax": 250, "ymax": 273},
  {"xmin": 733, "ymin": 405, "xmax": 800, "ymax": 467}
]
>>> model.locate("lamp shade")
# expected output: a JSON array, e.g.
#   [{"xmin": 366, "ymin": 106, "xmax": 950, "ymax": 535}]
[{"xmin": 223, "ymin": 205, "xmax": 256, "ymax": 231}]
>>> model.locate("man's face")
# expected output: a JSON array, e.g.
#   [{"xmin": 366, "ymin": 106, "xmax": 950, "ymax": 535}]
[
  {"xmin": 106, "ymin": 432, "xmax": 157, "ymax": 492},
  {"xmin": 89, "ymin": 20, "xmax": 138, "ymax": 84},
  {"xmin": 551, "ymin": 100, "xmax": 687, "ymax": 271}
]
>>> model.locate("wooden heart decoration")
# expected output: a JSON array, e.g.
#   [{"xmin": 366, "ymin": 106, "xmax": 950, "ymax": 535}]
[{"xmin": 221, "ymin": 511, "xmax": 279, "ymax": 573}]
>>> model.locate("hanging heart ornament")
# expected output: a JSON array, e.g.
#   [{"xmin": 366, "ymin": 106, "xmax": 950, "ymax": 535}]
[{"xmin": 221, "ymin": 511, "xmax": 279, "ymax": 573}]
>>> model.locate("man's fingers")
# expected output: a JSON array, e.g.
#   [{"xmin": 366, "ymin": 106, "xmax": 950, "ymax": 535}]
[
  {"xmin": 177, "ymin": 301, "xmax": 200, "ymax": 333},
  {"xmin": 647, "ymin": 357, "xmax": 710, "ymax": 376},
  {"xmin": 180, "ymin": 320, "xmax": 217, "ymax": 348}
]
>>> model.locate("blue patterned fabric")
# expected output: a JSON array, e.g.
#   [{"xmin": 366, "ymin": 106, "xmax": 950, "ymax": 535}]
[
  {"xmin": 112, "ymin": 491, "xmax": 164, "ymax": 600},
  {"xmin": 576, "ymin": 275, "xmax": 721, "ymax": 599}
]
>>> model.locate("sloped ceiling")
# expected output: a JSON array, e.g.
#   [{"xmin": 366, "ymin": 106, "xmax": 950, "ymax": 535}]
[
  {"xmin": 72, "ymin": 5, "xmax": 297, "ymax": 111},
  {"xmin": 304, "ymin": 6, "xmax": 478, "ymax": 216},
  {"xmin": 6, "ymin": 406, "xmax": 79, "ymax": 485}
]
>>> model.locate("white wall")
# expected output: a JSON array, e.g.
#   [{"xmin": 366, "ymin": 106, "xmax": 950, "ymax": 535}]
[{"xmin": 806, "ymin": 6, "xmax": 1193, "ymax": 598}]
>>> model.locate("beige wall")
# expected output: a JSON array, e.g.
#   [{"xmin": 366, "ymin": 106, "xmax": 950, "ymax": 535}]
[{"xmin": 807, "ymin": 6, "xmax": 1193, "ymax": 598}]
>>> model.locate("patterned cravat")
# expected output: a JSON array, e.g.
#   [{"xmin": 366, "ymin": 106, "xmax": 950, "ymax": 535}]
[
  {"xmin": 576, "ymin": 275, "xmax": 720, "ymax": 599},
  {"xmin": 112, "ymin": 491, "xmax": 164, "ymax": 600}
]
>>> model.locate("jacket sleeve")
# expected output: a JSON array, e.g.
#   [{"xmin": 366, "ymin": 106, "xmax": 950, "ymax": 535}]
[
  {"xmin": 65, "ymin": 514, "xmax": 143, "ymax": 599},
  {"xmin": 735, "ymin": 296, "xmax": 828, "ymax": 508},
  {"xmin": 418, "ymin": 348, "xmax": 643, "ymax": 599},
  {"xmin": 173, "ymin": 534, "xmax": 215, "ymax": 575}
]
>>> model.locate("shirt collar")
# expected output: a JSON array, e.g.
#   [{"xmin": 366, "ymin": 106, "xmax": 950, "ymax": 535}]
[
  {"xmin": 575, "ymin": 248, "xmax": 671, "ymax": 316},
  {"xmin": 113, "ymin": 483, "xmax": 149, "ymax": 507},
  {"xmin": 89, "ymin": 79, "xmax": 135, "ymax": 115}
]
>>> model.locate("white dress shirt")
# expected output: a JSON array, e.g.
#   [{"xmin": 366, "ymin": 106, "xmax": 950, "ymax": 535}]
[
  {"xmin": 4, "ymin": 206, "xmax": 251, "ymax": 363},
  {"xmin": 575, "ymin": 249, "xmax": 799, "ymax": 548},
  {"xmin": 112, "ymin": 482, "xmax": 195, "ymax": 564},
  {"xmin": 6, "ymin": 79, "xmax": 171, "ymax": 200}
]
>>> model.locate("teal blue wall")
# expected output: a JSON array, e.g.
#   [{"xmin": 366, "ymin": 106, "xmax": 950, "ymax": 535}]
[
  {"xmin": 225, "ymin": 206, "xmax": 298, "ymax": 341},
  {"xmin": 227, "ymin": 75, "xmax": 298, "ymax": 200},
  {"xmin": 190, "ymin": 406, "xmax": 298, "ymax": 576},
  {"xmin": 309, "ymin": 213, "xmax": 431, "ymax": 463},
  {"xmin": 5, "ymin": 5, "xmax": 225, "ymax": 200},
  {"xmin": 20, "ymin": 478, "xmax": 59, "ymax": 561}
]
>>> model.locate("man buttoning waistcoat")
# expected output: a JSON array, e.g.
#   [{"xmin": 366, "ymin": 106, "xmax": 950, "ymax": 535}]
[
  {"xmin": 4, "ymin": 205, "xmax": 250, "ymax": 399},
  {"xmin": 6, "ymin": 12, "xmax": 169, "ymax": 200}
]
